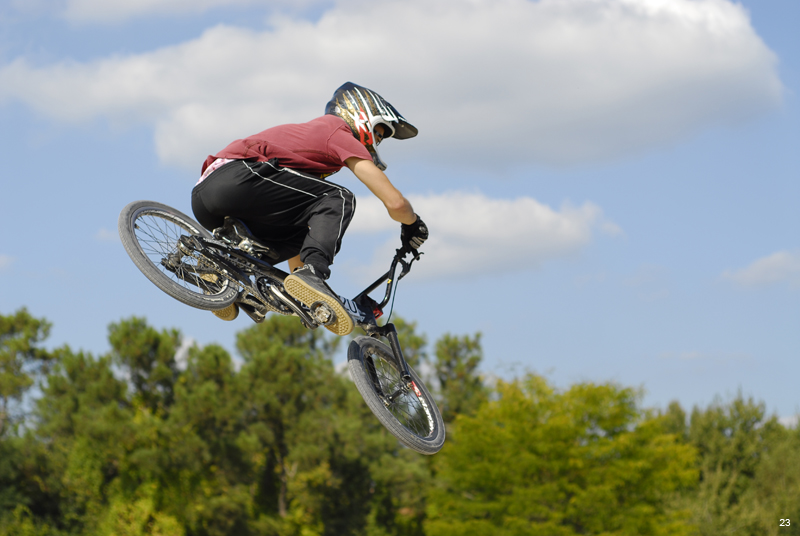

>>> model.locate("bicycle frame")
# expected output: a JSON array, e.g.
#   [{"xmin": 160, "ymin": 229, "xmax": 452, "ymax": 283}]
[
  {"xmin": 355, "ymin": 249, "xmax": 422, "ymax": 384},
  {"xmin": 178, "ymin": 234, "xmax": 318, "ymax": 325},
  {"xmin": 180, "ymin": 232, "xmax": 422, "ymax": 385}
]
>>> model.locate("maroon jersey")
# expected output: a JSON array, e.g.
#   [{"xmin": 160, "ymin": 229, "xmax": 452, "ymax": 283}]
[{"xmin": 202, "ymin": 115, "xmax": 372, "ymax": 176}]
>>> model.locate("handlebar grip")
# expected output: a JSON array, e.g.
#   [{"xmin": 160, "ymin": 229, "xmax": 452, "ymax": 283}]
[{"xmin": 396, "ymin": 246, "xmax": 419, "ymax": 261}]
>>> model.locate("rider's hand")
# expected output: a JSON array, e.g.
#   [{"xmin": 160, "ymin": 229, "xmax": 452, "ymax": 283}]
[{"xmin": 401, "ymin": 214, "xmax": 428, "ymax": 252}]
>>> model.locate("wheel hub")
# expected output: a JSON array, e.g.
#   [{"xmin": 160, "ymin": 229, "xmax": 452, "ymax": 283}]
[{"xmin": 177, "ymin": 238, "xmax": 193, "ymax": 256}]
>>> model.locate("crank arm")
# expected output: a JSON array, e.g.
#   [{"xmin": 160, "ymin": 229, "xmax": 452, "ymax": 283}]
[{"xmin": 268, "ymin": 286, "xmax": 318, "ymax": 329}]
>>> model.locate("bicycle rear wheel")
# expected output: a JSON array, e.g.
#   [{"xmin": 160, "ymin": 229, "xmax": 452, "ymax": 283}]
[
  {"xmin": 118, "ymin": 200, "xmax": 238, "ymax": 310},
  {"xmin": 348, "ymin": 336, "xmax": 445, "ymax": 455}
]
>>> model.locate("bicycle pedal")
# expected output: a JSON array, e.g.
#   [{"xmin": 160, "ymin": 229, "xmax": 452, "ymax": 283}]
[
  {"xmin": 199, "ymin": 272, "xmax": 218, "ymax": 283},
  {"xmin": 212, "ymin": 303, "xmax": 239, "ymax": 321},
  {"xmin": 238, "ymin": 302, "xmax": 267, "ymax": 324},
  {"xmin": 310, "ymin": 301, "xmax": 336, "ymax": 326}
]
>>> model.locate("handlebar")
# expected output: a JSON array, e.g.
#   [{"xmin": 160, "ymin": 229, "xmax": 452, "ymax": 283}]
[
  {"xmin": 354, "ymin": 247, "xmax": 423, "ymax": 312},
  {"xmin": 394, "ymin": 246, "xmax": 422, "ymax": 279}
]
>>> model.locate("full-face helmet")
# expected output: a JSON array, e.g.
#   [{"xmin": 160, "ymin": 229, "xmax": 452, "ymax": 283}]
[{"xmin": 325, "ymin": 82, "xmax": 418, "ymax": 171}]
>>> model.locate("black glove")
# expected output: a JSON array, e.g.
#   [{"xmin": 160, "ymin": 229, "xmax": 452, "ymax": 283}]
[{"xmin": 401, "ymin": 214, "xmax": 428, "ymax": 252}]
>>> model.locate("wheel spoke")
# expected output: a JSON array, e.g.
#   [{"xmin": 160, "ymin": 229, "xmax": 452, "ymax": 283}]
[
  {"xmin": 367, "ymin": 350, "xmax": 433, "ymax": 438},
  {"xmin": 132, "ymin": 210, "xmax": 231, "ymax": 297}
]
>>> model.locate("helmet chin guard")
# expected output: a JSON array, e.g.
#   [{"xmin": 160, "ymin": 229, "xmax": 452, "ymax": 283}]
[{"xmin": 325, "ymin": 82, "xmax": 417, "ymax": 171}]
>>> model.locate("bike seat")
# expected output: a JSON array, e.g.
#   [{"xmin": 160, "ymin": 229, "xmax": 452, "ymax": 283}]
[{"xmin": 215, "ymin": 217, "xmax": 280, "ymax": 261}]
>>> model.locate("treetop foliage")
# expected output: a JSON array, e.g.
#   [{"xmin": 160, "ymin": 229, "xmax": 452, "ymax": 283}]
[
  {"xmin": 1, "ymin": 307, "xmax": 798, "ymax": 535},
  {"xmin": 426, "ymin": 376, "xmax": 698, "ymax": 536}
]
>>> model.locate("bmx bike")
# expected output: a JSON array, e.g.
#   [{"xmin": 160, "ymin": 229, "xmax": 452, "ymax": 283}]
[{"xmin": 118, "ymin": 200, "xmax": 445, "ymax": 455}]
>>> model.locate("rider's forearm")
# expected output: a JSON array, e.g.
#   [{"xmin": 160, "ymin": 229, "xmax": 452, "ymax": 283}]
[
  {"xmin": 386, "ymin": 197, "xmax": 416, "ymax": 225},
  {"xmin": 346, "ymin": 157, "xmax": 417, "ymax": 225}
]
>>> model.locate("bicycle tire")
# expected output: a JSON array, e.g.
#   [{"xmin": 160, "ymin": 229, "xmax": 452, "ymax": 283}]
[
  {"xmin": 348, "ymin": 336, "xmax": 445, "ymax": 455},
  {"xmin": 118, "ymin": 200, "xmax": 238, "ymax": 310}
]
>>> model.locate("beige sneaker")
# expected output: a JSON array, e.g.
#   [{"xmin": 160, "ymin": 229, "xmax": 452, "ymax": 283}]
[
  {"xmin": 212, "ymin": 303, "xmax": 239, "ymax": 321},
  {"xmin": 283, "ymin": 265, "xmax": 353, "ymax": 336}
]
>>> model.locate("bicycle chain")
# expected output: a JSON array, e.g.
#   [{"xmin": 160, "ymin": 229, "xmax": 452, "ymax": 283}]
[{"xmin": 206, "ymin": 250, "xmax": 297, "ymax": 317}]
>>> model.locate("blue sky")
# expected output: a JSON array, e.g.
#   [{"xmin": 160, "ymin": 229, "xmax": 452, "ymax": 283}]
[{"xmin": 0, "ymin": 0, "xmax": 797, "ymax": 422}]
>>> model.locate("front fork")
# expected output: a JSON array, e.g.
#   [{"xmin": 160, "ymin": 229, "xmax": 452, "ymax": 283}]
[{"xmin": 365, "ymin": 322, "xmax": 414, "ymax": 406}]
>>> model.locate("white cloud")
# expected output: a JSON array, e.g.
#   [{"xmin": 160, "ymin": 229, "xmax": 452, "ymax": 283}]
[
  {"xmin": 723, "ymin": 250, "xmax": 800, "ymax": 289},
  {"xmin": 57, "ymin": 0, "xmax": 330, "ymax": 23},
  {"xmin": 0, "ymin": 0, "xmax": 782, "ymax": 170},
  {"xmin": 780, "ymin": 415, "xmax": 798, "ymax": 429},
  {"xmin": 63, "ymin": 0, "xmax": 257, "ymax": 22},
  {"xmin": 347, "ymin": 191, "xmax": 616, "ymax": 279}
]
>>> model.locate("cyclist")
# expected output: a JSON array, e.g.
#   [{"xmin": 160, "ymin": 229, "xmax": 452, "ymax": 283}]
[{"xmin": 191, "ymin": 82, "xmax": 428, "ymax": 336}]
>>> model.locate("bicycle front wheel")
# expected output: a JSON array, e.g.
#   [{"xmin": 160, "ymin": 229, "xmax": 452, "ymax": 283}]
[
  {"xmin": 118, "ymin": 200, "xmax": 238, "ymax": 310},
  {"xmin": 348, "ymin": 336, "xmax": 445, "ymax": 455}
]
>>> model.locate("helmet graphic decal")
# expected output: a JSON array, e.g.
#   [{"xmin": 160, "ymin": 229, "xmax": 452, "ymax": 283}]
[
  {"xmin": 350, "ymin": 107, "xmax": 374, "ymax": 146},
  {"xmin": 325, "ymin": 82, "xmax": 417, "ymax": 171}
]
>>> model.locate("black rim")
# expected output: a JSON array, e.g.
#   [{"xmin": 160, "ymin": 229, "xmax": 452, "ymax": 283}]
[
  {"xmin": 366, "ymin": 350, "xmax": 434, "ymax": 439},
  {"xmin": 132, "ymin": 209, "xmax": 232, "ymax": 296}
]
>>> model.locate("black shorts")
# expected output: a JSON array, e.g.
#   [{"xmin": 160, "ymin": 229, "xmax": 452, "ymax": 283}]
[{"xmin": 191, "ymin": 159, "xmax": 355, "ymax": 277}]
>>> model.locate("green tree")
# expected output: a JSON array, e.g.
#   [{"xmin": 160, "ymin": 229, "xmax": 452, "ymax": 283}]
[
  {"xmin": 0, "ymin": 308, "xmax": 53, "ymax": 436},
  {"xmin": 122, "ymin": 314, "xmax": 373, "ymax": 536},
  {"xmin": 674, "ymin": 395, "xmax": 800, "ymax": 535},
  {"xmin": 0, "ymin": 309, "xmax": 58, "ymax": 532},
  {"xmin": 107, "ymin": 317, "xmax": 181, "ymax": 414},
  {"xmin": 34, "ymin": 346, "xmax": 133, "ymax": 533},
  {"xmin": 661, "ymin": 400, "xmax": 689, "ymax": 441},
  {"xmin": 158, "ymin": 342, "xmax": 255, "ymax": 535},
  {"xmin": 0, "ymin": 505, "xmax": 63, "ymax": 536},
  {"xmin": 738, "ymin": 426, "xmax": 800, "ymax": 535},
  {"xmin": 432, "ymin": 333, "xmax": 487, "ymax": 423},
  {"xmin": 426, "ymin": 375, "xmax": 697, "ymax": 536},
  {"xmin": 234, "ymin": 316, "xmax": 344, "ymax": 526},
  {"xmin": 27, "ymin": 317, "xmax": 185, "ymax": 534}
]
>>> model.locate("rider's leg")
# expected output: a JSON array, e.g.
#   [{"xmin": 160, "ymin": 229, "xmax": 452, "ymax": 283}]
[
  {"xmin": 287, "ymin": 254, "xmax": 303, "ymax": 273},
  {"xmin": 295, "ymin": 189, "xmax": 356, "ymax": 280},
  {"xmin": 283, "ymin": 183, "xmax": 357, "ymax": 335},
  {"xmin": 192, "ymin": 160, "xmax": 355, "ymax": 271},
  {"xmin": 191, "ymin": 159, "xmax": 357, "ymax": 333}
]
